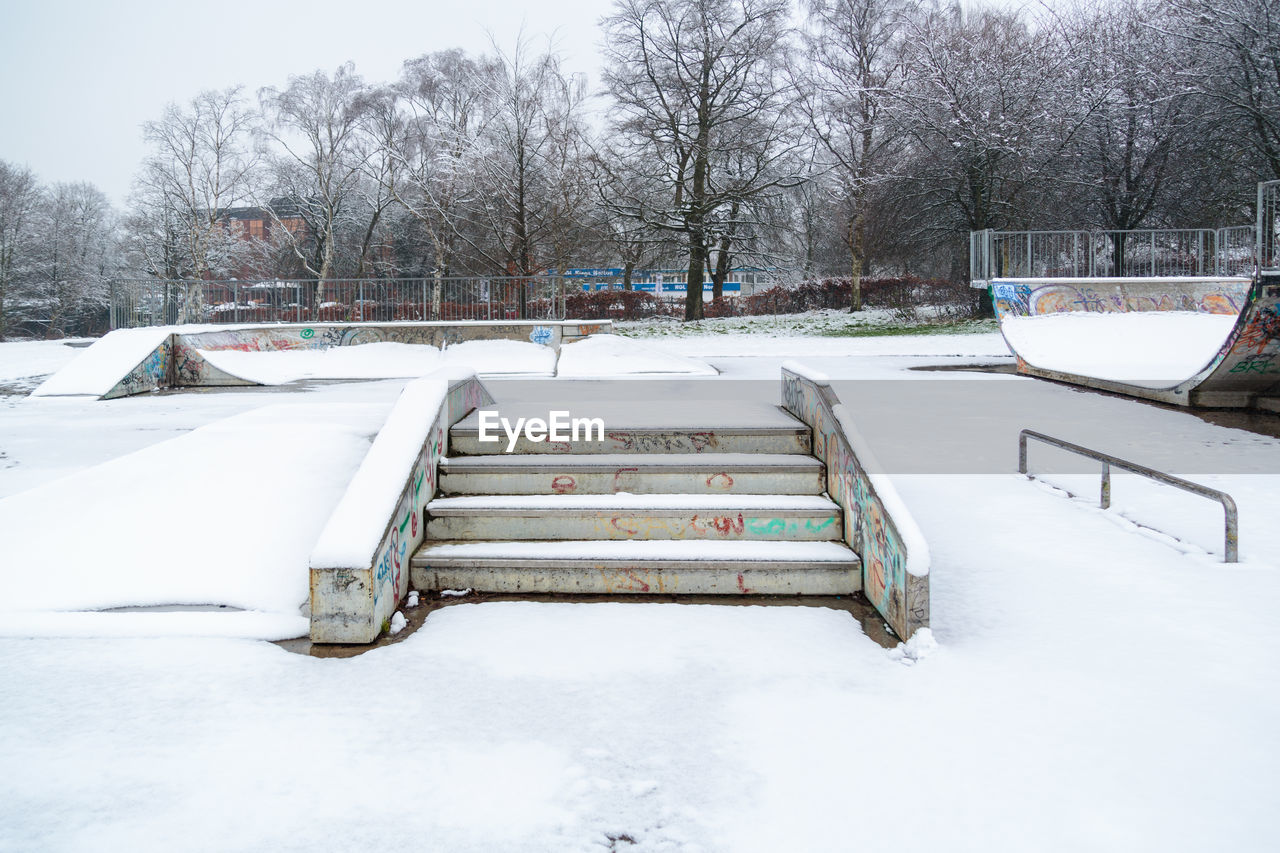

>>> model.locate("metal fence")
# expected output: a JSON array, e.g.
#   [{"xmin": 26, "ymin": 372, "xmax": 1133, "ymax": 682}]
[
  {"xmin": 108, "ymin": 270, "xmax": 780, "ymax": 330},
  {"xmin": 969, "ymin": 181, "xmax": 1280, "ymax": 285},
  {"xmin": 1261, "ymin": 180, "xmax": 1280, "ymax": 272},
  {"xmin": 111, "ymin": 277, "xmax": 578, "ymax": 329},
  {"xmin": 969, "ymin": 227, "xmax": 1243, "ymax": 284}
]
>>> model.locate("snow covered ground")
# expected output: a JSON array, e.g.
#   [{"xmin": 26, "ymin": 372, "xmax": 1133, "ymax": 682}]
[
  {"xmin": 1, "ymin": 328, "xmax": 1278, "ymax": 851},
  {"xmin": 1001, "ymin": 311, "xmax": 1238, "ymax": 386}
]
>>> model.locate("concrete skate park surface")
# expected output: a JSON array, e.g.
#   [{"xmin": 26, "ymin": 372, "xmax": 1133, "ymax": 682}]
[{"xmin": 991, "ymin": 274, "xmax": 1280, "ymax": 408}]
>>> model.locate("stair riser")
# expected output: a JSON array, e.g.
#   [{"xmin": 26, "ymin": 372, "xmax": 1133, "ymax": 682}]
[
  {"xmin": 449, "ymin": 429, "xmax": 810, "ymax": 456},
  {"xmin": 439, "ymin": 469, "xmax": 825, "ymax": 496},
  {"xmin": 427, "ymin": 512, "xmax": 841, "ymax": 541},
  {"xmin": 410, "ymin": 564, "xmax": 860, "ymax": 595}
]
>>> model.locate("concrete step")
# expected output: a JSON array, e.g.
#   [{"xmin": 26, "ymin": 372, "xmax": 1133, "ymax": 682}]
[
  {"xmin": 448, "ymin": 401, "xmax": 812, "ymax": 455},
  {"xmin": 438, "ymin": 453, "xmax": 825, "ymax": 495},
  {"xmin": 426, "ymin": 494, "xmax": 842, "ymax": 541},
  {"xmin": 410, "ymin": 539, "xmax": 862, "ymax": 595}
]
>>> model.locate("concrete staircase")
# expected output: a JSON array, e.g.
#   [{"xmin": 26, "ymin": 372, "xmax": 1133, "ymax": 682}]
[{"xmin": 410, "ymin": 402, "xmax": 862, "ymax": 596}]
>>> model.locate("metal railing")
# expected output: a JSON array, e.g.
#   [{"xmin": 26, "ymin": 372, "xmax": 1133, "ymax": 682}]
[{"xmin": 1018, "ymin": 429, "xmax": 1238, "ymax": 562}]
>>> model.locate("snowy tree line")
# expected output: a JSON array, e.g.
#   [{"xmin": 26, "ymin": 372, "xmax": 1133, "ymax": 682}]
[{"xmin": 1, "ymin": 0, "xmax": 1277, "ymax": 335}]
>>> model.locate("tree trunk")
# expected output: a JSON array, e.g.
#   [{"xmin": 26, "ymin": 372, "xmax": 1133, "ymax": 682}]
[
  {"xmin": 849, "ymin": 213, "xmax": 864, "ymax": 313},
  {"xmin": 431, "ymin": 232, "xmax": 446, "ymax": 321},
  {"xmin": 685, "ymin": 232, "xmax": 706, "ymax": 321},
  {"xmin": 712, "ymin": 236, "xmax": 729, "ymax": 302},
  {"xmin": 712, "ymin": 201, "xmax": 735, "ymax": 302},
  {"xmin": 623, "ymin": 260, "xmax": 634, "ymax": 291}
]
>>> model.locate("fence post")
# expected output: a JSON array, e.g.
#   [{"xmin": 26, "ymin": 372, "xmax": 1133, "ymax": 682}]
[{"xmin": 234, "ymin": 282, "xmax": 240, "ymax": 324}]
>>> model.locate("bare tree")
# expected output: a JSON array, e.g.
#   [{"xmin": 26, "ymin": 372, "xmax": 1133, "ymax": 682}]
[
  {"xmin": 888, "ymin": 2, "xmax": 1089, "ymax": 288},
  {"xmin": 391, "ymin": 49, "xmax": 495, "ymax": 316},
  {"xmin": 31, "ymin": 182, "xmax": 117, "ymax": 338},
  {"xmin": 134, "ymin": 87, "xmax": 258, "ymax": 319},
  {"xmin": 348, "ymin": 86, "xmax": 404, "ymax": 278},
  {"xmin": 259, "ymin": 64, "xmax": 369, "ymax": 299},
  {"xmin": 1171, "ymin": 0, "xmax": 1280, "ymax": 180},
  {"xmin": 802, "ymin": 0, "xmax": 915, "ymax": 310},
  {"xmin": 602, "ymin": 0, "xmax": 803, "ymax": 320},
  {"xmin": 0, "ymin": 161, "xmax": 40, "ymax": 339},
  {"xmin": 460, "ymin": 39, "xmax": 593, "ymax": 317}
]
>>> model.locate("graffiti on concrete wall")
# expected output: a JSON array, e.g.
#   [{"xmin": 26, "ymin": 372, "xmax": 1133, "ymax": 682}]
[
  {"xmin": 93, "ymin": 322, "xmax": 598, "ymax": 400},
  {"xmin": 1209, "ymin": 284, "xmax": 1280, "ymax": 384},
  {"xmin": 992, "ymin": 279, "xmax": 1248, "ymax": 320},
  {"xmin": 781, "ymin": 370, "xmax": 928, "ymax": 639},
  {"xmin": 104, "ymin": 340, "xmax": 172, "ymax": 399},
  {"xmin": 371, "ymin": 416, "xmax": 446, "ymax": 621},
  {"xmin": 368, "ymin": 375, "xmax": 492, "ymax": 631},
  {"xmin": 178, "ymin": 320, "xmax": 588, "ymax": 356}
]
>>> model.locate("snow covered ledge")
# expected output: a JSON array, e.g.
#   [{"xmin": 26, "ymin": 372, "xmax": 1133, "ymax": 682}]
[
  {"xmin": 781, "ymin": 362, "xmax": 930, "ymax": 640},
  {"xmin": 309, "ymin": 370, "xmax": 494, "ymax": 643}
]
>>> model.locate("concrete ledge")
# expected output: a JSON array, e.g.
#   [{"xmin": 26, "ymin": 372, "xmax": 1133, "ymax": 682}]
[
  {"xmin": 308, "ymin": 372, "xmax": 495, "ymax": 643},
  {"xmin": 781, "ymin": 366, "xmax": 931, "ymax": 640}
]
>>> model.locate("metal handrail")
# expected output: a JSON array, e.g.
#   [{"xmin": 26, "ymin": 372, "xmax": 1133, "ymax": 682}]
[{"xmin": 1018, "ymin": 429, "xmax": 1238, "ymax": 562}]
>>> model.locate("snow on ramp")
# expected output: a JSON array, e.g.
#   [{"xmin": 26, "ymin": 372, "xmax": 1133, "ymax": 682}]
[
  {"xmin": 557, "ymin": 334, "xmax": 717, "ymax": 376},
  {"xmin": 441, "ymin": 339, "xmax": 557, "ymax": 375},
  {"xmin": 1000, "ymin": 311, "xmax": 1237, "ymax": 387},
  {"xmin": 0, "ymin": 403, "xmax": 382, "ymax": 630},
  {"xmin": 30, "ymin": 328, "xmax": 172, "ymax": 397},
  {"xmin": 197, "ymin": 339, "xmax": 556, "ymax": 383},
  {"xmin": 198, "ymin": 341, "xmax": 446, "ymax": 383}
]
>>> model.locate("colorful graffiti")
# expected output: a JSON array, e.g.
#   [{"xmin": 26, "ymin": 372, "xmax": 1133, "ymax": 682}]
[
  {"xmin": 355, "ymin": 374, "xmax": 492, "ymax": 637},
  {"xmin": 104, "ymin": 340, "xmax": 172, "ymax": 399},
  {"xmin": 94, "ymin": 322, "xmax": 602, "ymax": 399},
  {"xmin": 992, "ymin": 278, "xmax": 1249, "ymax": 321},
  {"xmin": 782, "ymin": 370, "xmax": 929, "ymax": 639},
  {"xmin": 607, "ymin": 431, "xmax": 718, "ymax": 453}
]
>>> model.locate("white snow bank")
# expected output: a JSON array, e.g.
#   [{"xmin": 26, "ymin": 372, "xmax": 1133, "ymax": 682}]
[
  {"xmin": 0, "ymin": 403, "xmax": 382, "ymax": 614},
  {"xmin": 428, "ymin": 493, "xmax": 837, "ymax": 510},
  {"xmin": 444, "ymin": 452, "xmax": 816, "ymax": 467},
  {"xmin": 0, "ymin": 339, "xmax": 92, "ymax": 384},
  {"xmin": 197, "ymin": 340, "xmax": 556, "ymax": 383},
  {"xmin": 30, "ymin": 327, "xmax": 171, "ymax": 396},
  {"xmin": 198, "ymin": 341, "xmax": 444, "ymax": 383},
  {"xmin": 653, "ymin": 332, "xmax": 1010, "ymax": 359},
  {"xmin": 1001, "ymin": 312, "xmax": 1237, "ymax": 387},
  {"xmin": 781, "ymin": 359, "xmax": 830, "ymax": 385},
  {"xmin": 310, "ymin": 376, "xmax": 451, "ymax": 569},
  {"xmin": 418, "ymin": 539, "xmax": 854, "ymax": 561},
  {"xmin": 441, "ymin": 339, "xmax": 557, "ymax": 375},
  {"xmin": 557, "ymin": 334, "xmax": 718, "ymax": 376},
  {"xmin": 0, "ymin": 610, "xmax": 307, "ymax": 640}
]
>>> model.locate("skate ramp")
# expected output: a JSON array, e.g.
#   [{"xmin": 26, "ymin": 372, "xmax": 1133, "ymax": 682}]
[{"xmin": 992, "ymin": 275, "xmax": 1280, "ymax": 408}]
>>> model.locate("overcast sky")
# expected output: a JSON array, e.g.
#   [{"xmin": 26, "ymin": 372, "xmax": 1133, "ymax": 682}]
[{"xmin": 0, "ymin": 0, "xmax": 609, "ymax": 205}]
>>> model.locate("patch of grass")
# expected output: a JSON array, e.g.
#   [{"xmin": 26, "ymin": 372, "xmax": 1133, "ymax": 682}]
[
  {"xmin": 820, "ymin": 318, "xmax": 998, "ymax": 338},
  {"xmin": 616, "ymin": 312, "xmax": 997, "ymax": 339}
]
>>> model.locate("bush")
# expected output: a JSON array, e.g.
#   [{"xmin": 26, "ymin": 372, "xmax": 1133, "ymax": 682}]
[
  {"xmin": 564, "ymin": 289, "xmax": 669, "ymax": 321},
  {"xmin": 744, "ymin": 276, "xmax": 979, "ymax": 320}
]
